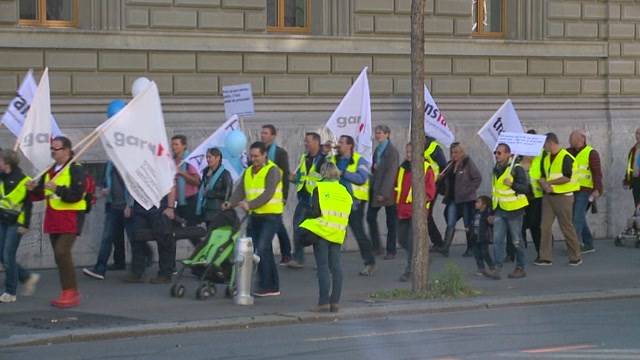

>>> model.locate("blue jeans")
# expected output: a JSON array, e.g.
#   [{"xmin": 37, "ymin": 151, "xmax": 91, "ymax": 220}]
[
  {"xmin": 93, "ymin": 205, "xmax": 134, "ymax": 275},
  {"xmin": 276, "ymin": 222, "xmax": 291, "ymax": 258},
  {"xmin": 292, "ymin": 201, "xmax": 309, "ymax": 263},
  {"xmin": 247, "ymin": 214, "xmax": 281, "ymax": 292},
  {"xmin": 444, "ymin": 201, "xmax": 474, "ymax": 230},
  {"xmin": 573, "ymin": 191, "xmax": 593, "ymax": 248},
  {"xmin": 0, "ymin": 223, "xmax": 31, "ymax": 295},
  {"xmin": 493, "ymin": 215, "xmax": 526, "ymax": 269},
  {"xmin": 313, "ymin": 238, "xmax": 342, "ymax": 305}
]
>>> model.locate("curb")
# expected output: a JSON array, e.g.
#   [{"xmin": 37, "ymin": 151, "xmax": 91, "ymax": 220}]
[{"xmin": 2, "ymin": 287, "xmax": 640, "ymax": 348}]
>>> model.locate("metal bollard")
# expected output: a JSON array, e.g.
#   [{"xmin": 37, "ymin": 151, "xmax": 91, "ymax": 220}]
[{"xmin": 233, "ymin": 237, "xmax": 260, "ymax": 305}]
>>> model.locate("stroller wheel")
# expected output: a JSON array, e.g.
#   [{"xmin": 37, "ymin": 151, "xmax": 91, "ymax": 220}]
[
  {"xmin": 171, "ymin": 284, "xmax": 186, "ymax": 298},
  {"xmin": 196, "ymin": 284, "xmax": 215, "ymax": 300}
]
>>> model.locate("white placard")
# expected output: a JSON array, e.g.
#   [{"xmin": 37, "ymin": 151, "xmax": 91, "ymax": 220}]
[
  {"xmin": 223, "ymin": 83, "xmax": 255, "ymax": 119},
  {"xmin": 496, "ymin": 132, "xmax": 546, "ymax": 156}
]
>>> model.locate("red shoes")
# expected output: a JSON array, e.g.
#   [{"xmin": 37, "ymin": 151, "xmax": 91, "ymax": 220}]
[{"xmin": 50, "ymin": 289, "xmax": 80, "ymax": 308}]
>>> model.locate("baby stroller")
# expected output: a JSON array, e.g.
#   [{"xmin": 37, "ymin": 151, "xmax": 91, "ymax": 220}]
[
  {"xmin": 614, "ymin": 207, "xmax": 640, "ymax": 248},
  {"xmin": 170, "ymin": 209, "xmax": 242, "ymax": 300}
]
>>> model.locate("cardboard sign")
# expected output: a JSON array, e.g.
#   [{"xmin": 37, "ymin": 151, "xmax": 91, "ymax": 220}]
[
  {"xmin": 496, "ymin": 132, "xmax": 546, "ymax": 156},
  {"xmin": 223, "ymin": 83, "xmax": 255, "ymax": 119}
]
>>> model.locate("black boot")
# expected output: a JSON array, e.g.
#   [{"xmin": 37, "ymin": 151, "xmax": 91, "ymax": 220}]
[
  {"xmin": 462, "ymin": 230, "xmax": 474, "ymax": 257},
  {"xmin": 439, "ymin": 227, "xmax": 455, "ymax": 257}
]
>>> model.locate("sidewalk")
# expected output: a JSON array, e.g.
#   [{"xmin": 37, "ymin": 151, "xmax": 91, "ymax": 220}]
[{"xmin": 1, "ymin": 240, "xmax": 639, "ymax": 347}]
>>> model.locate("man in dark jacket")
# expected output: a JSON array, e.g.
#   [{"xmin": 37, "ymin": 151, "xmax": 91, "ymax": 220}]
[
  {"xmin": 424, "ymin": 136, "xmax": 447, "ymax": 249},
  {"xmin": 261, "ymin": 124, "xmax": 292, "ymax": 264},
  {"xmin": 367, "ymin": 125, "xmax": 399, "ymax": 259}
]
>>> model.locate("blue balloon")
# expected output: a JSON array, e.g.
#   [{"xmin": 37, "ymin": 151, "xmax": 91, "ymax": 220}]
[
  {"xmin": 107, "ymin": 99, "xmax": 126, "ymax": 118},
  {"xmin": 224, "ymin": 130, "xmax": 247, "ymax": 157}
]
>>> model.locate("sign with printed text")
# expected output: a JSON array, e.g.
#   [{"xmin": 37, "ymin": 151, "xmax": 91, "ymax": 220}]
[
  {"xmin": 496, "ymin": 132, "xmax": 546, "ymax": 156},
  {"xmin": 223, "ymin": 83, "xmax": 255, "ymax": 119}
]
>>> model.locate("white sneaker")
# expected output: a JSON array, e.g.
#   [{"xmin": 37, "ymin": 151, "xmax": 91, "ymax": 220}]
[
  {"xmin": 82, "ymin": 268, "xmax": 105, "ymax": 280},
  {"xmin": 0, "ymin": 292, "xmax": 16, "ymax": 303},
  {"xmin": 21, "ymin": 273, "xmax": 40, "ymax": 296}
]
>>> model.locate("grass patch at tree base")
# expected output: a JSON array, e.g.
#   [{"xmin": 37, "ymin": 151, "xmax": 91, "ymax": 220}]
[{"xmin": 370, "ymin": 263, "xmax": 481, "ymax": 300}]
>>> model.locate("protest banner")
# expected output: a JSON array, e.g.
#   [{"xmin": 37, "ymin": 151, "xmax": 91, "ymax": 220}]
[
  {"xmin": 223, "ymin": 83, "xmax": 255, "ymax": 119},
  {"xmin": 477, "ymin": 99, "xmax": 524, "ymax": 151},
  {"xmin": 496, "ymin": 132, "xmax": 546, "ymax": 157}
]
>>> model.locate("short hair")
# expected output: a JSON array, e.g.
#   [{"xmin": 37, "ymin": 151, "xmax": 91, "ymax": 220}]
[
  {"xmin": 526, "ymin": 129, "xmax": 537, "ymax": 135},
  {"xmin": 206, "ymin": 147, "xmax": 222, "ymax": 159},
  {"xmin": 545, "ymin": 132, "xmax": 559, "ymax": 144},
  {"xmin": 52, "ymin": 136, "xmax": 72, "ymax": 150},
  {"xmin": 0, "ymin": 149, "xmax": 20, "ymax": 169},
  {"xmin": 340, "ymin": 135, "xmax": 355, "ymax": 148},
  {"xmin": 320, "ymin": 161, "xmax": 341, "ymax": 181},
  {"xmin": 262, "ymin": 124, "xmax": 277, "ymax": 136},
  {"xmin": 477, "ymin": 195, "xmax": 491, "ymax": 208},
  {"xmin": 496, "ymin": 143, "xmax": 511, "ymax": 153},
  {"xmin": 305, "ymin": 132, "xmax": 321, "ymax": 144},
  {"xmin": 171, "ymin": 135, "xmax": 187, "ymax": 145},
  {"xmin": 249, "ymin": 141, "xmax": 267, "ymax": 154},
  {"xmin": 374, "ymin": 125, "xmax": 391, "ymax": 135}
]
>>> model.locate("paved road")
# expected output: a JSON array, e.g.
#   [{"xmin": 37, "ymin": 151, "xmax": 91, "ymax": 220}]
[{"xmin": 5, "ymin": 298, "xmax": 640, "ymax": 359}]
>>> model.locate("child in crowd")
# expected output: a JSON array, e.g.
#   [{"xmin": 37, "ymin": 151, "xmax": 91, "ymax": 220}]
[{"xmin": 472, "ymin": 196, "xmax": 500, "ymax": 280}]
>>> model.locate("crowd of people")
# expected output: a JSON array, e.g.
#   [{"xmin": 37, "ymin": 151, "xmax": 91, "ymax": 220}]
[{"xmin": 1, "ymin": 118, "xmax": 638, "ymax": 313}]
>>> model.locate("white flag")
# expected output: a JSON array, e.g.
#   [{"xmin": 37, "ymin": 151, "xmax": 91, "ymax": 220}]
[
  {"xmin": 424, "ymin": 85, "xmax": 455, "ymax": 148},
  {"xmin": 17, "ymin": 68, "xmax": 53, "ymax": 173},
  {"xmin": 100, "ymin": 82, "xmax": 176, "ymax": 210},
  {"xmin": 325, "ymin": 67, "xmax": 373, "ymax": 163},
  {"xmin": 2, "ymin": 70, "xmax": 62, "ymax": 138},
  {"xmin": 185, "ymin": 115, "xmax": 246, "ymax": 181},
  {"xmin": 477, "ymin": 99, "xmax": 524, "ymax": 151}
]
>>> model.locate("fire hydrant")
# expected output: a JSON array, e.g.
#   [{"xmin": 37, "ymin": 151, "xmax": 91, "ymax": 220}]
[{"xmin": 233, "ymin": 237, "xmax": 260, "ymax": 305}]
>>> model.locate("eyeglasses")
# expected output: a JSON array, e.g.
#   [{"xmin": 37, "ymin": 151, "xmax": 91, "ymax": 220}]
[{"xmin": 50, "ymin": 147, "xmax": 64, "ymax": 152}]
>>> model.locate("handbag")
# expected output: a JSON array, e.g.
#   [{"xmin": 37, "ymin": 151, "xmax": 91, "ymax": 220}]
[{"xmin": 0, "ymin": 209, "xmax": 20, "ymax": 224}]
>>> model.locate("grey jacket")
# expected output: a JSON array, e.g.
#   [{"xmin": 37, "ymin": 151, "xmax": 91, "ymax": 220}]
[
  {"xmin": 439, "ymin": 155, "xmax": 482, "ymax": 204},
  {"xmin": 370, "ymin": 141, "xmax": 400, "ymax": 207}
]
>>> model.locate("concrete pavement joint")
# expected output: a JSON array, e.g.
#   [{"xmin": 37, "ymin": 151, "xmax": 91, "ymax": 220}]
[{"xmin": 2, "ymin": 287, "xmax": 640, "ymax": 349}]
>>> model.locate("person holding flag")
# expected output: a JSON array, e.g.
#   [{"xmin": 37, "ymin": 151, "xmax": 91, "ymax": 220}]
[
  {"xmin": 334, "ymin": 135, "xmax": 375, "ymax": 276},
  {"xmin": 424, "ymin": 135, "xmax": 447, "ymax": 250},
  {"xmin": 27, "ymin": 136, "xmax": 86, "ymax": 308}
]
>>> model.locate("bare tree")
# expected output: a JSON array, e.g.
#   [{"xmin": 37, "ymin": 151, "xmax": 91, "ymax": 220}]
[{"xmin": 410, "ymin": 0, "xmax": 430, "ymax": 291}]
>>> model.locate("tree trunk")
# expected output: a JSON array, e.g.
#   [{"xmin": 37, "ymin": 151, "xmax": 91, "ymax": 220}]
[{"xmin": 410, "ymin": 0, "xmax": 430, "ymax": 292}]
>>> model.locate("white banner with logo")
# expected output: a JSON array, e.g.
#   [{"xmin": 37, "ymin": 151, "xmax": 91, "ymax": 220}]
[
  {"xmin": 324, "ymin": 67, "xmax": 373, "ymax": 163},
  {"xmin": 424, "ymin": 84, "xmax": 455, "ymax": 148},
  {"xmin": 185, "ymin": 115, "xmax": 246, "ymax": 181},
  {"xmin": 17, "ymin": 68, "xmax": 53, "ymax": 173},
  {"xmin": 477, "ymin": 99, "xmax": 524, "ymax": 151},
  {"xmin": 496, "ymin": 132, "xmax": 546, "ymax": 157},
  {"xmin": 100, "ymin": 82, "xmax": 176, "ymax": 210},
  {"xmin": 2, "ymin": 70, "xmax": 62, "ymax": 138}
]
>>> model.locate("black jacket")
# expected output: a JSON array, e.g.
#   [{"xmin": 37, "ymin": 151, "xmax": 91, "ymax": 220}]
[
  {"xmin": 200, "ymin": 166, "xmax": 233, "ymax": 221},
  {"xmin": 272, "ymin": 145, "xmax": 290, "ymax": 201}
]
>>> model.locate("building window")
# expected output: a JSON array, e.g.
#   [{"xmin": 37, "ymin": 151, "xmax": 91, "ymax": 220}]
[
  {"xmin": 19, "ymin": 0, "xmax": 77, "ymax": 27},
  {"xmin": 472, "ymin": 0, "xmax": 504, "ymax": 36},
  {"xmin": 267, "ymin": 0, "xmax": 310, "ymax": 33}
]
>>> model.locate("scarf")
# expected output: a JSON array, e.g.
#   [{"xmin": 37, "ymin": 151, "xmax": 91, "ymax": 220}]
[
  {"xmin": 375, "ymin": 139, "xmax": 389, "ymax": 166},
  {"xmin": 196, "ymin": 165, "xmax": 225, "ymax": 216},
  {"xmin": 176, "ymin": 150, "xmax": 190, "ymax": 206},
  {"xmin": 267, "ymin": 143, "xmax": 277, "ymax": 162}
]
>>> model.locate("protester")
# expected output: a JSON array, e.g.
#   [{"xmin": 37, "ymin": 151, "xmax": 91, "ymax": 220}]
[
  {"xmin": 261, "ymin": 125, "xmax": 292, "ymax": 265},
  {"xmin": 536, "ymin": 133, "xmax": 582, "ymax": 266},
  {"xmin": 424, "ymin": 136, "xmax": 447, "ymax": 250},
  {"xmin": 623, "ymin": 128, "xmax": 640, "ymax": 207},
  {"xmin": 196, "ymin": 148, "xmax": 233, "ymax": 230},
  {"xmin": 367, "ymin": 125, "xmax": 399, "ymax": 259},
  {"xmin": 395, "ymin": 143, "xmax": 436, "ymax": 282},
  {"xmin": 471, "ymin": 195, "xmax": 499, "ymax": 280},
  {"xmin": 322, "ymin": 140, "xmax": 335, "ymax": 160},
  {"xmin": 568, "ymin": 129, "xmax": 603, "ymax": 254},
  {"xmin": 520, "ymin": 130, "xmax": 544, "ymax": 260},
  {"xmin": 227, "ymin": 141, "xmax": 283, "ymax": 297},
  {"xmin": 437, "ymin": 142, "xmax": 482, "ymax": 257},
  {"xmin": 491, "ymin": 143, "xmax": 529, "ymax": 279},
  {"xmin": 335, "ymin": 135, "xmax": 376, "ymax": 276},
  {"xmin": 288, "ymin": 133, "xmax": 327, "ymax": 269},
  {"xmin": 298, "ymin": 162, "xmax": 352, "ymax": 313},
  {"xmin": 27, "ymin": 136, "xmax": 86, "ymax": 308},
  {"xmin": 171, "ymin": 135, "xmax": 201, "ymax": 245},
  {"xmin": 0, "ymin": 150, "xmax": 39, "ymax": 303}
]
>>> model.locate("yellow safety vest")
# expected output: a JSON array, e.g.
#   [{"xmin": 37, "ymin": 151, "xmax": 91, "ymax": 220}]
[
  {"xmin": 395, "ymin": 162, "xmax": 432, "ymax": 209},
  {"xmin": 344, "ymin": 152, "xmax": 370, "ymax": 201},
  {"xmin": 423, "ymin": 141, "xmax": 442, "ymax": 177},
  {"xmin": 243, "ymin": 161, "xmax": 284, "ymax": 215},
  {"xmin": 0, "ymin": 176, "xmax": 31, "ymax": 225},
  {"xmin": 542, "ymin": 149, "xmax": 580, "ymax": 194},
  {"xmin": 295, "ymin": 153, "xmax": 323, "ymax": 195},
  {"xmin": 529, "ymin": 155, "xmax": 544, "ymax": 199},
  {"xmin": 492, "ymin": 164, "xmax": 529, "ymax": 211},
  {"xmin": 299, "ymin": 181, "xmax": 353, "ymax": 245},
  {"xmin": 44, "ymin": 164, "xmax": 87, "ymax": 211},
  {"xmin": 626, "ymin": 148, "xmax": 635, "ymax": 182},
  {"xmin": 574, "ymin": 145, "xmax": 594, "ymax": 189}
]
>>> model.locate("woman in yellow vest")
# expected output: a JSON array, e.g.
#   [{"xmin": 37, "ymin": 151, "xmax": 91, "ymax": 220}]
[
  {"xmin": 226, "ymin": 142, "xmax": 283, "ymax": 297},
  {"xmin": 0, "ymin": 150, "xmax": 40, "ymax": 303},
  {"xmin": 298, "ymin": 162, "xmax": 352, "ymax": 313},
  {"xmin": 27, "ymin": 136, "xmax": 87, "ymax": 308}
]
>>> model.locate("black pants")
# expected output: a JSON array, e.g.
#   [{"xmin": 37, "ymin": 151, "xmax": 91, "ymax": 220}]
[
  {"xmin": 473, "ymin": 240, "xmax": 494, "ymax": 271},
  {"xmin": 522, "ymin": 197, "xmax": 542, "ymax": 255},
  {"xmin": 428, "ymin": 195, "xmax": 443, "ymax": 247},
  {"xmin": 177, "ymin": 195, "xmax": 200, "ymax": 246},
  {"xmin": 350, "ymin": 202, "xmax": 375, "ymax": 266},
  {"xmin": 632, "ymin": 177, "xmax": 640, "ymax": 207},
  {"xmin": 366, "ymin": 203, "xmax": 398, "ymax": 255},
  {"xmin": 132, "ymin": 210, "xmax": 175, "ymax": 277}
]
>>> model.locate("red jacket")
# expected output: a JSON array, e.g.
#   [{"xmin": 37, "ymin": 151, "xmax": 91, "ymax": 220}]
[
  {"xmin": 394, "ymin": 161, "xmax": 436, "ymax": 220},
  {"xmin": 30, "ymin": 162, "xmax": 86, "ymax": 234}
]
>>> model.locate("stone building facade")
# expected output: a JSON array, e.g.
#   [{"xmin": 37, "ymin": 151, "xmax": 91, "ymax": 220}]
[{"xmin": 0, "ymin": 0, "xmax": 638, "ymax": 268}]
